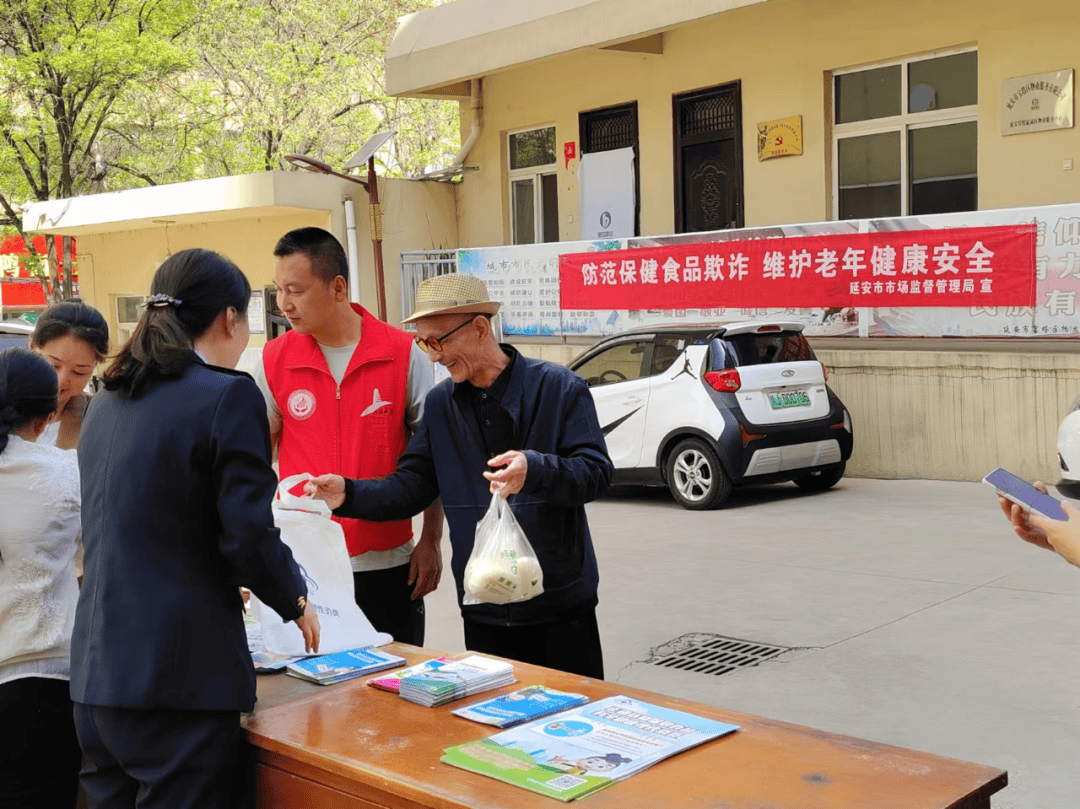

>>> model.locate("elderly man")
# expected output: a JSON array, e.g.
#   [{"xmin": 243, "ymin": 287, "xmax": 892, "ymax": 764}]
[{"xmin": 308, "ymin": 274, "xmax": 612, "ymax": 678}]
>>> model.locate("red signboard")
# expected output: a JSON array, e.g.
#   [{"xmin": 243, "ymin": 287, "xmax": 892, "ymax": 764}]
[
  {"xmin": 0, "ymin": 278, "xmax": 48, "ymax": 308},
  {"xmin": 559, "ymin": 225, "xmax": 1036, "ymax": 309}
]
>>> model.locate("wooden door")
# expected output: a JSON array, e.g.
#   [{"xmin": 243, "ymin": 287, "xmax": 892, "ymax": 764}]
[{"xmin": 674, "ymin": 83, "xmax": 744, "ymax": 233}]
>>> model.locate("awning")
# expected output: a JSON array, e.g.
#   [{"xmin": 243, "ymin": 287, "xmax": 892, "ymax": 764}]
[
  {"xmin": 385, "ymin": 0, "xmax": 772, "ymax": 98},
  {"xmin": 22, "ymin": 171, "xmax": 360, "ymax": 237}
]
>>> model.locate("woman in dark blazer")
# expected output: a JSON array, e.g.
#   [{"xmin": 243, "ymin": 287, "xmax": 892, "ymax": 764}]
[{"xmin": 70, "ymin": 248, "xmax": 320, "ymax": 809}]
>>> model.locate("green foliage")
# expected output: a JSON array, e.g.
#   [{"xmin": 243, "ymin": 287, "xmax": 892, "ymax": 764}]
[
  {"xmin": 109, "ymin": 0, "xmax": 459, "ymax": 182},
  {"xmin": 0, "ymin": 0, "xmax": 198, "ymax": 202},
  {"xmin": 0, "ymin": 0, "xmax": 460, "ymax": 299},
  {"xmin": 0, "ymin": 0, "xmax": 199, "ymax": 297}
]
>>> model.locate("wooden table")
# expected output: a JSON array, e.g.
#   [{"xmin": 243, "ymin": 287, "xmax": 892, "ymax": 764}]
[{"xmin": 242, "ymin": 643, "xmax": 1007, "ymax": 808}]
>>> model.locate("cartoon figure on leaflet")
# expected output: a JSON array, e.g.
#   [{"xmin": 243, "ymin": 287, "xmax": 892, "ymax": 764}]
[{"xmin": 545, "ymin": 752, "xmax": 632, "ymax": 775}]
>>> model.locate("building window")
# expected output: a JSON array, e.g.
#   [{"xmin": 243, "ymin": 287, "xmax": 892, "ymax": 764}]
[
  {"xmin": 832, "ymin": 49, "xmax": 977, "ymax": 220},
  {"xmin": 580, "ymin": 103, "xmax": 640, "ymax": 236},
  {"xmin": 508, "ymin": 126, "xmax": 559, "ymax": 244}
]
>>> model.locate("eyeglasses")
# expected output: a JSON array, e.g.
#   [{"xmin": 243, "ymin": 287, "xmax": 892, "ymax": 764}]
[{"xmin": 414, "ymin": 318, "xmax": 473, "ymax": 353}]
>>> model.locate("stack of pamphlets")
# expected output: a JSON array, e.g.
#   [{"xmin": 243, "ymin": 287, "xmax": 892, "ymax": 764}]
[
  {"xmin": 452, "ymin": 685, "xmax": 590, "ymax": 728},
  {"xmin": 399, "ymin": 655, "xmax": 516, "ymax": 707},
  {"xmin": 366, "ymin": 657, "xmax": 453, "ymax": 693},
  {"xmin": 442, "ymin": 695, "xmax": 739, "ymax": 801},
  {"xmin": 286, "ymin": 647, "xmax": 406, "ymax": 686}
]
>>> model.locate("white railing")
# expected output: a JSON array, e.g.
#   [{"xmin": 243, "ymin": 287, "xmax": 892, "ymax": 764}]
[{"xmin": 399, "ymin": 250, "xmax": 457, "ymax": 322}]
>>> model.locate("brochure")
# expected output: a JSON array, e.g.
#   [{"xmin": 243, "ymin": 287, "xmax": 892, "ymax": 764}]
[
  {"xmin": 252, "ymin": 650, "xmax": 305, "ymax": 672},
  {"xmin": 286, "ymin": 647, "xmax": 406, "ymax": 686},
  {"xmin": 452, "ymin": 685, "xmax": 590, "ymax": 728},
  {"xmin": 441, "ymin": 695, "xmax": 739, "ymax": 801},
  {"xmin": 400, "ymin": 655, "xmax": 516, "ymax": 707},
  {"xmin": 367, "ymin": 656, "xmax": 453, "ymax": 693}
]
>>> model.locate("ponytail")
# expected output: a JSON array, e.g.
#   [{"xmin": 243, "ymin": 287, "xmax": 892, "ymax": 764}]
[
  {"xmin": 0, "ymin": 348, "xmax": 59, "ymax": 455},
  {"xmin": 103, "ymin": 249, "xmax": 251, "ymax": 398}
]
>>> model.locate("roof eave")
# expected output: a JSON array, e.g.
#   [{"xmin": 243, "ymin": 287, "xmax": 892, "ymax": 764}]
[{"xmin": 384, "ymin": 0, "xmax": 772, "ymax": 98}]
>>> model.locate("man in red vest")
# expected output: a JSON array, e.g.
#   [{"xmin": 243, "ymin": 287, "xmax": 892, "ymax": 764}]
[{"xmin": 254, "ymin": 227, "xmax": 443, "ymax": 645}]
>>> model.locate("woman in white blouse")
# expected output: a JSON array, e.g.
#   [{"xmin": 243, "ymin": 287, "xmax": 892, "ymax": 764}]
[{"xmin": 0, "ymin": 347, "xmax": 83, "ymax": 808}]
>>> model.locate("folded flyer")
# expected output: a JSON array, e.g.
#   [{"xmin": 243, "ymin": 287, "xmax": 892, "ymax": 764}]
[
  {"xmin": 367, "ymin": 657, "xmax": 453, "ymax": 693},
  {"xmin": 452, "ymin": 685, "xmax": 590, "ymax": 728},
  {"xmin": 442, "ymin": 695, "xmax": 739, "ymax": 801},
  {"xmin": 287, "ymin": 647, "xmax": 406, "ymax": 686}
]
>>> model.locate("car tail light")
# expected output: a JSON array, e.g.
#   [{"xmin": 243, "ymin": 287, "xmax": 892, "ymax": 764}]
[
  {"xmin": 705, "ymin": 369, "xmax": 741, "ymax": 392},
  {"xmin": 755, "ymin": 325, "xmax": 782, "ymax": 332},
  {"xmin": 820, "ymin": 360, "xmax": 829, "ymax": 381}
]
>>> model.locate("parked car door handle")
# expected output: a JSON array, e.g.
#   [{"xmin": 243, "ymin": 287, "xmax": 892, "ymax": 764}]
[{"xmin": 623, "ymin": 396, "xmax": 643, "ymax": 405}]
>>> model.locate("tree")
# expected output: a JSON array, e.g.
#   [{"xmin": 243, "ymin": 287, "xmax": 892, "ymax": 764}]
[
  {"xmin": 0, "ymin": 0, "xmax": 197, "ymax": 299},
  {"xmin": 108, "ymin": 0, "xmax": 459, "ymax": 184},
  {"xmin": 1, "ymin": 0, "xmax": 460, "ymax": 301}
]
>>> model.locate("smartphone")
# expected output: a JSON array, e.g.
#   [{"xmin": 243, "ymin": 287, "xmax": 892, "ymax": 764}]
[{"xmin": 982, "ymin": 467, "xmax": 1068, "ymax": 521}]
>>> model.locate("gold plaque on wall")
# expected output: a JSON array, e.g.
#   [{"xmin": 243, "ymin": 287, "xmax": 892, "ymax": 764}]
[
  {"xmin": 757, "ymin": 115, "xmax": 803, "ymax": 161},
  {"xmin": 1001, "ymin": 69, "xmax": 1074, "ymax": 135}
]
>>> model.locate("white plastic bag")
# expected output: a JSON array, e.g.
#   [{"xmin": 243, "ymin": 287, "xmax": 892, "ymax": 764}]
[
  {"xmin": 463, "ymin": 492, "xmax": 544, "ymax": 605},
  {"xmin": 249, "ymin": 474, "xmax": 392, "ymax": 656}
]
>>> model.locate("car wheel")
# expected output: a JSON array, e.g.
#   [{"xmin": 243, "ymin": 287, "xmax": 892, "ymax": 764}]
[
  {"xmin": 665, "ymin": 438, "xmax": 731, "ymax": 510},
  {"xmin": 793, "ymin": 462, "xmax": 846, "ymax": 492}
]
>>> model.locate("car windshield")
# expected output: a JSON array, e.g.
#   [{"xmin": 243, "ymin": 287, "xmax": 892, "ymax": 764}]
[{"xmin": 721, "ymin": 331, "xmax": 815, "ymax": 367}]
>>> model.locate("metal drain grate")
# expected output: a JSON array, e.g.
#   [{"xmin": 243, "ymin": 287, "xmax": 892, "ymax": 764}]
[{"xmin": 646, "ymin": 633, "xmax": 790, "ymax": 677}]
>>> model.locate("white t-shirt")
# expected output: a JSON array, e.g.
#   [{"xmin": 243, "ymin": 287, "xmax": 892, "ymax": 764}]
[{"xmin": 253, "ymin": 337, "xmax": 436, "ymax": 572}]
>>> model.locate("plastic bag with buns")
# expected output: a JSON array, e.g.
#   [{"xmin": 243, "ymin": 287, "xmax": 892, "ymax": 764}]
[{"xmin": 463, "ymin": 492, "xmax": 544, "ymax": 605}]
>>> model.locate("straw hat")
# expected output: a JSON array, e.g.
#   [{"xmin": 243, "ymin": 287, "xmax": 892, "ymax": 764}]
[{"xmin": 401, "ymin": 273, "xmax": 501, "ymax": 324}]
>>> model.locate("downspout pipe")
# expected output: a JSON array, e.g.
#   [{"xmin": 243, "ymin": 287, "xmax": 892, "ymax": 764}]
[
  {"xmin": 450, "ymin": 79, "xmax": 483, "ymax": 172},
  {"xmin": 342, "ymin": 196, "xmax": 361, "ymax": 304}
]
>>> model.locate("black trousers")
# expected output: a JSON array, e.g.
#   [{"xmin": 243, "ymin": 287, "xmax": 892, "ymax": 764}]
[
  {"xmin": 73, "ymin": 703, "xmax": 241, "ymax": 809},
  {"xmin": 353, "ymin": 563, "xmax": 425, "ymax": 646},
  {"xmin": 464, "ymin": 608, "xmax": 605, "ymax": 680},
  {"xmin": 0, "ymin": 677, "xmax": 81, "ymax": 809}
]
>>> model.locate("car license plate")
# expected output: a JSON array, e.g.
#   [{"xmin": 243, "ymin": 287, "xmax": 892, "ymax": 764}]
[{"xmin": 769, "ymin": 390, "xmax": 811, "ymax": 409}]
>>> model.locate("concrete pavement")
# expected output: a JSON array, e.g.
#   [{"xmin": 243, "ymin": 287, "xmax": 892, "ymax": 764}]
[{"xmin": 420, "ymin": 477, "xmax": 1080, "ymax": 808}]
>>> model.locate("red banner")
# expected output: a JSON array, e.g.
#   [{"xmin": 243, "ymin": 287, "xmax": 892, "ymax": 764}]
[
  {"xmin": 559, "ymin": 225, "xmax": 1036, "ymax": 309},
  {"xmin": 0, "ymin": 279, "xmax": 48, "ymax": 307}
]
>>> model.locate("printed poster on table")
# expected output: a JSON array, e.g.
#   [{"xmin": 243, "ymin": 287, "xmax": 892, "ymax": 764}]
[{"xmin": 442, "ymin": 695, "xmax": 738, "ymax": 802}]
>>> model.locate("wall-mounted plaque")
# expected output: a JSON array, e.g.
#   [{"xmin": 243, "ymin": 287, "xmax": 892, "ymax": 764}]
[
  {"xmin": 1001, "ymin": 69, "xmax": 1074, "ymax": 135},
  {"xmin": 757, "ymin": 116, "xmax": 803, "ymax": 161}
]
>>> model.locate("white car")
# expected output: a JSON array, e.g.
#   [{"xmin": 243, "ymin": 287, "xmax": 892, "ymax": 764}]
[
  {"xmin": 0, "ymin": 318, "xmax": 34, "ymax": 351},
  {"xmin": 568, "ymin": 321, "xmax": 854, "ymax": 509},
  {"xmin": 1057, "ymin": 402, "xmax": 1080, "ymax": 499}
]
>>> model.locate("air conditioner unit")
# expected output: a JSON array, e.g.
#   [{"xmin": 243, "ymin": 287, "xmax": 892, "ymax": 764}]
[{"xmin": 113, "ymin": 294, "xmax": 147, "ymax": 345}]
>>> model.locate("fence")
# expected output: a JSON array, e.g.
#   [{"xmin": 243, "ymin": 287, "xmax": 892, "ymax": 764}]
[{"xmin": 399, "ymin": 250, "xmax": 458, "ymax": 322}]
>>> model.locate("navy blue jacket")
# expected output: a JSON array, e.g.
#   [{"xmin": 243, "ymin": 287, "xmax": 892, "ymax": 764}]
[
  {"xmin": 71, "ymin": 357, "xmax": 306, "ymax": 712},
  {"xmin": 336, "ymin": 348, "xmax": 613, "ymax": 626}
]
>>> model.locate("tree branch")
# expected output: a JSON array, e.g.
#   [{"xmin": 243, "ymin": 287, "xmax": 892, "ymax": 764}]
[{"xmin": 108, "ymin": 162, "xmax": 159, "ymax": 186}]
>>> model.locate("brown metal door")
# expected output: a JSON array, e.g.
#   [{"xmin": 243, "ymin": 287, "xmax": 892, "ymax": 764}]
[{"xmin": 674, "ymin": 83, "xmax": 744, "ymax": 233}]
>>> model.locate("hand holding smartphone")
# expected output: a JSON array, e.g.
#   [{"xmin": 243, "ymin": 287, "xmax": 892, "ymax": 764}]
[{"xmin": 983, "ymin": 467, "xmax": 1068, "ymax": 521}]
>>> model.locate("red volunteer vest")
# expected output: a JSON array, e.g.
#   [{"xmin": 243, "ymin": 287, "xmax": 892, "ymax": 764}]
[{"xmin": 263, "ymin": 305, "xmax": 414, "ymax": 556}]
